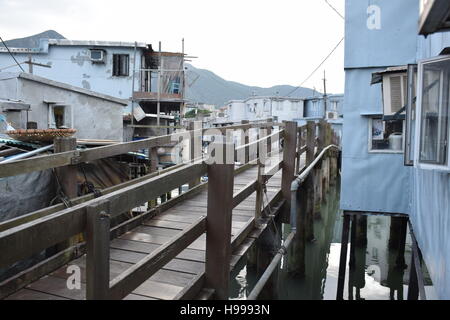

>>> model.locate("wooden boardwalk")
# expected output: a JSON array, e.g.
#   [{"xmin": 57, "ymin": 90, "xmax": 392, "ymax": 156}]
[{"xmin": 5, "ymin": 160, "xmax": 283, "ymax": 300}]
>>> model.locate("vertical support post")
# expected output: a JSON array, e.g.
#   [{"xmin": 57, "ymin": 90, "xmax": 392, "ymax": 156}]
[
  {"xmin": 317, "ymin": 119, "xmax": 326, "ymax": 153},
  {"xmin": 205, "ymin": 143, "xmax": 234, "ymax": 300},
  {"xmin": 86, "ymin": 201, "xmax": 110, "ymax": 300},
  {"xmin": 254, "ymin": 161, "xmax": 264, "ymax": 226},
  {"xmin": 149, "ymin": 147, "xmax": 158, "ymax": 208},
  {"xmin": 407, "ymin": 250, "xmax": 419, "ymax": 300},
  {"xmin": 295, "ymin": 127, "xmax": 302, "ymax": 174},
  {"xmin": 280, "ymin": 121, "xmax": 297, "ymax": 223},
  {"xmin": 188, "ymin": 121, "xmax": 201, "ymax": 188},
  {"xmin": 52, "ymin": 137, "xmax": 79, "ymax": 254},
  {"xmin": 54, "ymin": 137, "xmax": 78, "ymax": 199},
  {"xmin": 267, "ymin": 118, "xmax": 273, "ymax": 155},
  {"xmin": 337, "ymin": 212, "xmax": 351, "ymax": 300},
  {"xmin": 241, "ymin": 120, "xmax": 250, "ymax": 164},
  {"xmin": 305, "ymin": 121, "xmax": 316, "ymax": 239}
]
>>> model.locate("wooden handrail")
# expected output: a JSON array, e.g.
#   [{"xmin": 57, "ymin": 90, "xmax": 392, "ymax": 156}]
[
  {"xmin": 232, "ymin": 180, "xmax": 258, "ymax": 208},
  {"xmin": 0, "ymin": 121, "xmax": 279, "ymax": 179},
  {"xmin": 0, "ymin": 162, "xmax": 207, "ymax": 269}
]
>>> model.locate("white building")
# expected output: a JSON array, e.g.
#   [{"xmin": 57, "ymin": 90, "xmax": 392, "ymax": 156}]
[{"xmin": 225, "ymin": 96, "xmax": 304, "ymax": 123}]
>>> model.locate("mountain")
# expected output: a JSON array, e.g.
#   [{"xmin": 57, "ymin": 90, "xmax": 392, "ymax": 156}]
[
  {"xmin": 0, "ymin": 30, "xmax": 66, "ymax": 49},
  {"xmin": 185, "ymin": 64, "xmax": 319, "ymax": 107},
  {"xmin": 2, "ymin": 31, "xmax": 318, "ymax": 106}
]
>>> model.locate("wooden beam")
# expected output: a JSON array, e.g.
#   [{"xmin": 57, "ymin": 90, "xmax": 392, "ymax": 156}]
[
  {"xmin": 0, "ymin": 160, "xmax": 187, "ymax": 232},
  {"xmin": 0, "ymin": 133, "xmax": 173, "ymax": 178},
  {"xmin": 109, "ymin": 216, "xmax": 206, "ymax": 300},
  {"xmin": 205, "ymin": 153, "xmax": 235, "ymax": 299},
  {"xmin": 86, "ymin": 202, "xmax": 110, "ymax": 300}
]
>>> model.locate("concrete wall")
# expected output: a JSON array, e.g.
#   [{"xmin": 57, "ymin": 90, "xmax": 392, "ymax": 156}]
[
  {"xmin": 0, "ymin": 76, "xmax": 124, "ymax": 141},
  {"xmin": 0, "ymin": 44, "xmax": 142, "ymax": 110}
]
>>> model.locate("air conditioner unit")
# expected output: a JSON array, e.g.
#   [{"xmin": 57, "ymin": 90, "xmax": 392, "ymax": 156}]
[
  {"xmin": 90, "ymin": 49, "xmax": 105, "ymax": 63},
  {"xmin": 382, "ymin": 73, "xmax": 407, "ymax": 116},
  {"xmin": 326, "ymin": 111, "xmax": 338, "ymax": 120}
]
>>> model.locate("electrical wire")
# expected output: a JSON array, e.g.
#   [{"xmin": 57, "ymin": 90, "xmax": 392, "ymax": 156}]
[
  {"xmin": 0, "ymin": 35, "xmax": 25, "ymax": 72},
  {"xmin": 286, "ymin": 37, "xmax": 344, "ymax": 97},
  {"xmin": 324, "ymin": 0, "xmax": 345, "ymax": 20}
]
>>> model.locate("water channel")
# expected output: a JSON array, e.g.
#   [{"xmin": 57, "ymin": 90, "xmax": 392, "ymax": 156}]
[{"xmin": 229, "ymin": 179, "xmax": 437, "ymax": 300}]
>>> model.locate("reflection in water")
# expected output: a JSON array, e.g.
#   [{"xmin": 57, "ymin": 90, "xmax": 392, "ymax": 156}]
[{"xmin": 229, "ymin": 180, "xmax": 437, "ymax": 300}]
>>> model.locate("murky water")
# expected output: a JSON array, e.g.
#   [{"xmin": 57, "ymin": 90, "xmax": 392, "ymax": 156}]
[{"xmin": 230, "ymin": 180, "xmax": 437, "ymax": 300}]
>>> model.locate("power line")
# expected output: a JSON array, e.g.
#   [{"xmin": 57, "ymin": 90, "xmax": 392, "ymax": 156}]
[
  {"xmin": 324, "ymin": 0, "xmax": 345, "ymax": 20},
  {"xmin": 0, "ymin": 35, "xmax": 25, "ymax": 72},
  {"xmin": 287, "ymin": 36, "xmax": 344, "ymax": 97}
]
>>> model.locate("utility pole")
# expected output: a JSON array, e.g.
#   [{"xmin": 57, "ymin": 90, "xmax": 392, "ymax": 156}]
[
  {"xmin": 323, "ymin": 70, "xmax": 328, "ymax": 115},
  {"xmin": 157, "ymin": 41, "xmax": 162, "ymax": 127}
]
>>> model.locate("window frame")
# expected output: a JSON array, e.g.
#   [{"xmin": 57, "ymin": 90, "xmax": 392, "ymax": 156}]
[
  {"xmin": 415, "ymin": 55, "xmax": 450, "ymax": 171},
  {"xmin": 112, "ymin": 54, "xmax": 130, "ymax": 77},
  {"xmin": 368, "ymin": 117, "xmax": 406, "ymax": 154},
  {"xmin": 404, "ymin": 64, "xmax": 417, "ymax": 166}
]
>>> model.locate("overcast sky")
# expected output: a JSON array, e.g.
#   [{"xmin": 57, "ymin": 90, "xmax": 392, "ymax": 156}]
[{"xmin": 0, "ymin": 0, "xmax": 345, "ymax": 94}]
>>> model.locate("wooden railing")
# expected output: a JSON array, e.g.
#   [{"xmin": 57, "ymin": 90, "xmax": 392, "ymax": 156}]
[{"xmin": 0, "ymin": 119, "xmax": 340, "ymax": 300}]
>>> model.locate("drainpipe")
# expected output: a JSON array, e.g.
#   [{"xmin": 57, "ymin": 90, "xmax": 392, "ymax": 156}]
[{"xmin": 290, "ymin": 144, "xmax": 340, "ymax": 232}]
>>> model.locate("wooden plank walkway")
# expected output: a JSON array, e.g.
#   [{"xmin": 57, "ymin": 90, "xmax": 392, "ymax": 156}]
[{"xmin": 6, "ymin": 159, "xmax": 283, "ymax": 300}]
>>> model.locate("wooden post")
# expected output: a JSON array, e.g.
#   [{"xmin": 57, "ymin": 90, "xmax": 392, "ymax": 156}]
[
  {"xmin": 295, "ymin": 128, "xmax": 302, "ymax": 174},
  {"xmin": 241, "ymin": 120, "xmax": 249, "ymax": 164},
  {"xmin": 149, "ymin": 147, "xmax": 158, "ymax": 208},
  {"xmin": 280, "ymin": 121, "xmax": 297, "ymax": 223},
  {"xmin": 86, "ymin": 201, "xmax": 110, "ymax": 300},
  {"xmin": 188, "ymin": 121, "xmax": 202, "ymax": 188},
  {"xmin": 205, "ymin": 143, "xmax": 234, "ymax": 300},
  {"xmin": 54, "ymin": 137, "xmax": 78, "ymax": 199},
  {"xmin": 337, "ymin": 212, "xmax": 351, "ymax": 300},
  {"xmin": 305, "ymin": 121, "xmax": 316, "ymax": 239},
  {"xmin": 407, "ymin": 250, "xmax": 419, "ymax": 300},
  {"xmin": 52, "ymin": 137, "xmax": 79, "ymax": 254},
  {"xmin": 267, "ymin": 118, "xmax": 273, "ymax": 155},
  {"xmin": 254, "ymin": 162, "xmax": 264, "ymax": 226}
]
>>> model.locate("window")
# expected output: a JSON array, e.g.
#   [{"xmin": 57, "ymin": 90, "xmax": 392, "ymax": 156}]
[
  {"xmin": 53, "ymin": 106, "xmax": 65, "ymax": 128},
  {"xmin": 369, "ymin": 117, "xmax": 404, "ymax": 153},
  {"xmin": 330, "ymin": 101, "xmax": 338, "ymax": 112},
  {"xmin": 113, "ymin": 54, "xmax": 129, "ymax": 76},
  {"xmin": 416, "ymin": 56, "xmax": 450, "ymax": 168},
  {"xmin": 263, "ymin": 100, "xmax": 270, "ymax": 112}
]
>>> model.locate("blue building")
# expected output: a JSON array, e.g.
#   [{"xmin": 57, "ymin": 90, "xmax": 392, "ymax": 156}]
[
  {"xmin": 342, "ymin": 0, "xmax": 450, "ymax": 299},
  {"xmin": 0, "ymin": 37, "xmax": 186, "ymax": 138}
]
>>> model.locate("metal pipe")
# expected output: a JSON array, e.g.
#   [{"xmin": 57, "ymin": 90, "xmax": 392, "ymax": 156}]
[
  {"xmin": 0, "ymin": 144, "xmax": 54, "ymax": 163},
  {"xmin": 247, "ymin": 143, "xmax": 341, "ymax": 300},
  {"xmin": 247, "ymin": 232, "xmax": 295, "ymax": 300},
  {"xmin": 290, "ymin": 144, "xmax": 340, "ymax": 232}
]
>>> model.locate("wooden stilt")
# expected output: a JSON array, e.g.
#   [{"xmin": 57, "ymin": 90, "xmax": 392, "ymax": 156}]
[{"xmin": 337, "ymin": 212, "xmax": 351, "ymax": 300}]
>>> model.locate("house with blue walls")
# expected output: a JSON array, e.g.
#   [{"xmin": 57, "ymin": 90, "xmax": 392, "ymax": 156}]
[
  {"xmin": 343, "ymin": 0, "xmax": 450, "ymax": 299},
  {"xmin": 0, "ymin": 37, "xmax": 186, "ymax": 140}
]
